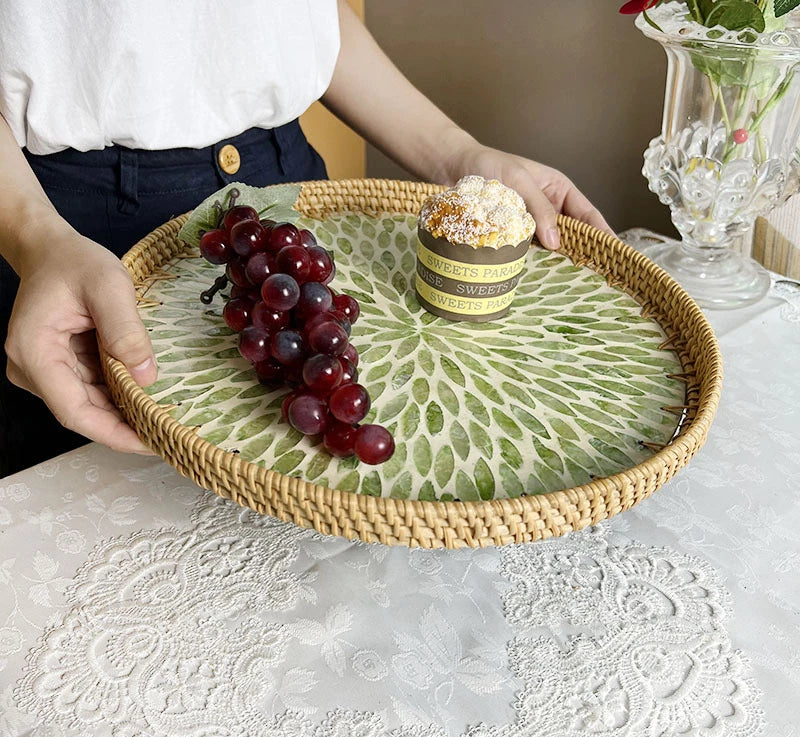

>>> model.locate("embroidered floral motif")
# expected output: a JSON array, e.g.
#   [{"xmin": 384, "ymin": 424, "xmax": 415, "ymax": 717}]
[{"xmin": 9, "ymin": 494, "xmax": 762, "ymax": 736}]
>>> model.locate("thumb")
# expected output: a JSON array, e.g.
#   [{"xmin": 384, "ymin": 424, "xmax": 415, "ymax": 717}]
[{"xmin": 86, "ymin": 276, "xmax": 157, "ymax": 387}]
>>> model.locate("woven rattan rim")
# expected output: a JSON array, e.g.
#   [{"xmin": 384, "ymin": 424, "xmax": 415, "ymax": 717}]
[{"xmin": 100, "ymin": 178, "xmax": 723, "ymax": 548}]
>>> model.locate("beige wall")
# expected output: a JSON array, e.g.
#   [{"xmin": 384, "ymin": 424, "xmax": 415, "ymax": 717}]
[{"xmin": 364, "ymin": 0, "xmax": 675, "ymax": 235}]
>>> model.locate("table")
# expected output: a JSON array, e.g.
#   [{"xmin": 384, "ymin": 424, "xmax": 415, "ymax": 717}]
[{"xmin": 0, "ymin": 274, "xmax": 798, "ymax": 737}]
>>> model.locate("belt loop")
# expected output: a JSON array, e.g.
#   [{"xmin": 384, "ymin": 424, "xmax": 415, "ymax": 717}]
[
  {"xmin": 272, "ymin": 121, "xmax": 297, "ymax": 176},
  {"xmin": 118, "ymin": 150, "xmax": 140, "ymax": 215}
]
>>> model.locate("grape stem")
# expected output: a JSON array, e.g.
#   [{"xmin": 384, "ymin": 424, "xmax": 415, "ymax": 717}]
[
  {"xmin": 200, "ymin": 275, "xmax": 229, "ymax": 304},
  {"xmin": 211, "ymin": 200, "xmax": 224, "ymax": 228}
]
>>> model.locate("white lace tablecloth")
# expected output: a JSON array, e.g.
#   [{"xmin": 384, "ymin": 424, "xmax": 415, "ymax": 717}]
[{"xmin": 1, "ymin": 276, "xmax": 798, "ymax": 737}]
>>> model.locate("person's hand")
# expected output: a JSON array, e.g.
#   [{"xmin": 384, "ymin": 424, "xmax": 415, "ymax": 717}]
[
  {"xmin": 5, "ymin": 228, "xmax": 157, "ymax": 454},
  {"xmin": 446, "ymin": 141, "xmax": 614, "ymax": 251}
]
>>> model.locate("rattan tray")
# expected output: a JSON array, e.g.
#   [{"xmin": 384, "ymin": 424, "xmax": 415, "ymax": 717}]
[{"xmin": 101, "ymin": 178, "xmax": 722, "ymax": 548}]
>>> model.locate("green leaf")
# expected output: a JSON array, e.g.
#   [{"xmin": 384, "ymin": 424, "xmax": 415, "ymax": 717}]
[
  {"xmin": 380, "ymin": 395, "xmax": 408, "ymax": 423},
  {"xmin": 381, "ymin": 441, "xmax": 407, "ymax": 480},
  {"xmin": 705, "ymin": 0, "xmax": 765, "ymax": 31},
  {"xmin": 178, "ymin": 182, "xmax": 301, "ymax": 247},
  {"xmin": 426, "ymin": 402, "xmax": 445, "ymax": 434},
  {"xmin": 464, "ymin": 392, "xmax": 490, "ymax": 426},
  {"xmin": 395, "ymin": 335, "xmax": 420, "ymax": 360},
  {"xmin": 493, "ymin": 408, "xmax": 523, "ymax": 440},
  {"xmin": 413, "ymin": 436, "xmax": 433, "ymax": 476},
  {"xmin": 500, "ymin": 464, "xmax": 525, "ymax": 498},
  {"xmin": 391, "ymin": 472, "xmax": 413, "ymax": 499},
  {"xmin": 499, "ymin": 438, "xmax": 523, "ymax": 469},
  {"xmin": 306, "ymin": 451, "xmax": 333, "ymax": 481},
  {"xmin": 451, "ymin": 421, "xmax": 471, "ymax": 461},
  {"xmin": 441, "ymin": 356, "xmax": 466, "ymax": 387},
  {"xmin": 455, "ymin": 470, "xmax": 480, "ymax": 501},
  {"xmin": 418, "ymin": 348, "xmax": 435, "ymax": 376},
  {"xmin": 474, "ymin": 459, "xmax": 495, "ymax": 500},
  {"xmin": 434, "ymin": 445, "xmax": 455, "ymax": 487},
  {"xmin": 361, "ymin": 471, "xmax": 382, "ymax": 497},
  {"xmin": 219, "ymin": 401, "xmax": 262, "ymax": 425},
  {"xmin": 401, "ymin": 404, "xmax": 421, "ymax": 438},
  {"xmin": 390, "ymin": 360, "xmax": 415, "ymax": 390},
  {"xmin": 438, "ymin": 381, "xmax": 460, "ymax": 416},
  {"xmin": 184, "ymin": 408, "xmax": 223, "ymax": 426},
  {"xmin": 412, "ymin": 378, "xmax": 430, "ymax": 405},
  {"xmin": 275, "ymin": 429, "xmax": 304, "ymax": 456},
  {"xmin": 241, "ymin": 433, "xmax": 274, "ymax": 458},
  {"xmin": 418, "ymin": 481, "xmax": 437, "ymax": 501},
  {"xmin": 272, "ymin": 450, "xmax": 306, "ymax": 475},
  {"xmin": 337, "ymin": 470, "xmax": 361, "ymax": 492},
  {"xmin": 472, "ymin": 376, "xmax": 503, "ymax": 405},
  {"xmin": 469, "ymin": 421, "xmax": 494, "ymax": 458}
]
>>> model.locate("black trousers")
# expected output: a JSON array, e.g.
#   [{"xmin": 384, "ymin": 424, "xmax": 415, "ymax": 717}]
[{"xmin": 0, "ymin": 121, "xmax": 327, "ymax": 476}]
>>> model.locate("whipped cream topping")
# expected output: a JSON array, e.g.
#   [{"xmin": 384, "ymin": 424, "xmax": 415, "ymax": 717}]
[{"xmin": 418, "ymin": 175, "xmax": 536, "ymax": 248}]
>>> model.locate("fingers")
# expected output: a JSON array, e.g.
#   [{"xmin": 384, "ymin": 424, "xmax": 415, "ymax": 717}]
[
  {"xmin": 85, "ymin": 272, "xmax": 157, "ymax": 387},
  {"xmin": 505, "ymin": 168, "xmax": 561, "ymax": 251},
  {"xmin": 560, "ymin": 185, "xmax": 615, "ymax": 237},
  {"xmin": 43, "ymin": 358, "xmax": 153, "ymax": 454},
  {"xmin": 7, "ymin": 347, "xmax": 153, "ymax": 454}
]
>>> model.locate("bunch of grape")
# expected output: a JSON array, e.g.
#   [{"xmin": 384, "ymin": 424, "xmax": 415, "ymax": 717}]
[{"xmin": 198, "ymin": 199, "xmax": 395, "ymax": 465}]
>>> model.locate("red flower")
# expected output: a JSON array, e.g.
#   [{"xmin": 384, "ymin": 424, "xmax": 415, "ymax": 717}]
[{"xmin": 619, "ymin": 0, "xmax": 659, "ymax": 13}]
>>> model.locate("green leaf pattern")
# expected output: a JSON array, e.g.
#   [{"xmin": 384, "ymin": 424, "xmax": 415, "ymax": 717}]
[{"xmin": 142, "ymin": 213, "xmax": 684, "ymax": 500}]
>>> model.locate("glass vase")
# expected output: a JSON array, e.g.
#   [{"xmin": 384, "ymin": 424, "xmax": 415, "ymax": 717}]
[{"xmin": 638, "ymin": 3, "xmax": 800, "ymax": 309}]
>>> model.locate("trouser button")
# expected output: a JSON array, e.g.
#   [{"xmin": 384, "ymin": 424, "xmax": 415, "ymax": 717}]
[{"xmin": 218, "ymin": 144, "xmax": 241, "ymax": 175}]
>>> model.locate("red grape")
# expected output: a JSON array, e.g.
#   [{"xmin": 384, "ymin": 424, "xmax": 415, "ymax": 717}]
[
  {"xmin": 287, "ymin": 394, "xmax": 329, "ymax": 435},
  {"xmin": 200, "ymin": 229, "xmax": 233, "ymax": 264},
  {"xmin": 329, "ymin": 383, "xmax": 370, "ymax": 424},
  {"xmin": 222, "ymin": 297, "xmax": 252, "ymax": 332},
  {"xmin": 254, "ymin": 358, "xmax": 284, "ymax": 385},
  {"xmin": 261, "ymin": 273, "xmax": 300, "ymax": 311},
  {"xmin": 308, "ymin": 320, "xmax": 348, "ymax": 356},
  {"xmin": 323, "ymin": 421, "xmax": 357, "ymax": 458},
  {"xmin": 230, "ymin": 219, "xmax": 266, "ymax": 258},
  {"xmin": 333, "ymin": 293, "xmax": 360, "ymax": 324},
  {"xmin": 245, "ymin": 252, "xmax": 273, "ymax": 285},
  {"xmin": 252, "ymin": 302, "xmax": 290, "ymax": 333},
  {"xmin": 267, "ymin": 222, "xmax": 302, "ymax": 252},
  {"xmin": 339, "ymin": 357, "xmax": 358, "ymax": 385},
  {"xmin": 238, "ymin": 326, "xmax": 271, "ymax": 363},
  {"xmin": 284, "ymin": 364, "xmax": 304, "ymax": 387},
  {"xmin": 299, "ymin": 229, "xmax": 317, "ymax": 248},
  {"xmin": 303, "ymin": 311, "xmax": 335, "ymax": 336},
  {"xmin": 230, "ymin": 285, "xmax": 260, "ymax": 301},
  {"xmin": 226, "ymin": 257, "xmax": 250, "ymax": 287},
  {"xmin": 328, "ymin": 310, "xmax": 351, "ymax": 336},
  {"xmin": 342, "ymin": 343, "xmax": 359, "ymax": 367},
  {"xmin": 354, "ymin": 424, "xmax": 395, "ymax": 464},
  {"xmin": 281, "ymin": 389, "xmax": 305, "ymax": 421},
  {"xmin": 270, "ymin": 329, "xmax": 306, "ymax": 366},
  {"xmin": 307, "ymin": 246, "xmax": 334, "ymax": 283},
  {"xmin": 302, "ymin": 354, "xmax": 343, "ymax": 396},
  {"xmin": 223, "ymin": 205, "xmax": 258, "ymax": 232},
  {"xmin": 295, "ymin": 282, "xmax": 333, "ymax": 321},
  {"xmin": 275, "ymin": 245, "xmax": 311, "ymax": 283}
]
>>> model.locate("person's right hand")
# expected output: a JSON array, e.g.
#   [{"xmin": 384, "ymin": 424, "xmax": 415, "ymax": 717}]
[{"xmin": 5, "ymin": 227, "xmax": 158, "ymax": 454}]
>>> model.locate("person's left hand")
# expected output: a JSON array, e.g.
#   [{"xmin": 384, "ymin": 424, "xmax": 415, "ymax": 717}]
[{"xmin": 447, "ymin": 142, "xmax": 614, "ymax": 251}]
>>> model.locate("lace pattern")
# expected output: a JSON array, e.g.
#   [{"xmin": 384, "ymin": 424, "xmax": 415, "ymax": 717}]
[{"xmin": 6, "ymin": 492, "xmax": 762, "ymax": 737}]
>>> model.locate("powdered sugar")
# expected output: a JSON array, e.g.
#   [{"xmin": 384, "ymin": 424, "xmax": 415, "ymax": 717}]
[{"xmin": 418, "ymin": 175, "xmax": 536, "ymax": 248}]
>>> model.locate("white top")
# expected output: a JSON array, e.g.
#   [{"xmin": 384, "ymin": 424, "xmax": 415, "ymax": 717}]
[{"xmin": 0, "ymin": 0, "xmax": 340, "ymax": 154}]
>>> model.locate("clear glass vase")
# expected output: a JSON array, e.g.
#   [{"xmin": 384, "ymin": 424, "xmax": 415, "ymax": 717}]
[{"xmin": 638, "ymin": 3, "xmax": 800, "ymax": 309}]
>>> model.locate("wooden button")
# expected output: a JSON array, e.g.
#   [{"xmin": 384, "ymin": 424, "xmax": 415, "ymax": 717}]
[{"xmin": 218, "ymin": 144, "xmax": 241, "ymax": 175}]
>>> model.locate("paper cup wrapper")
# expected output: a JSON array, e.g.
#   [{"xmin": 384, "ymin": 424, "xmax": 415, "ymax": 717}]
[{"xmin": 414, "ymin": 227, "xmax": 531, "ymax": 322}]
